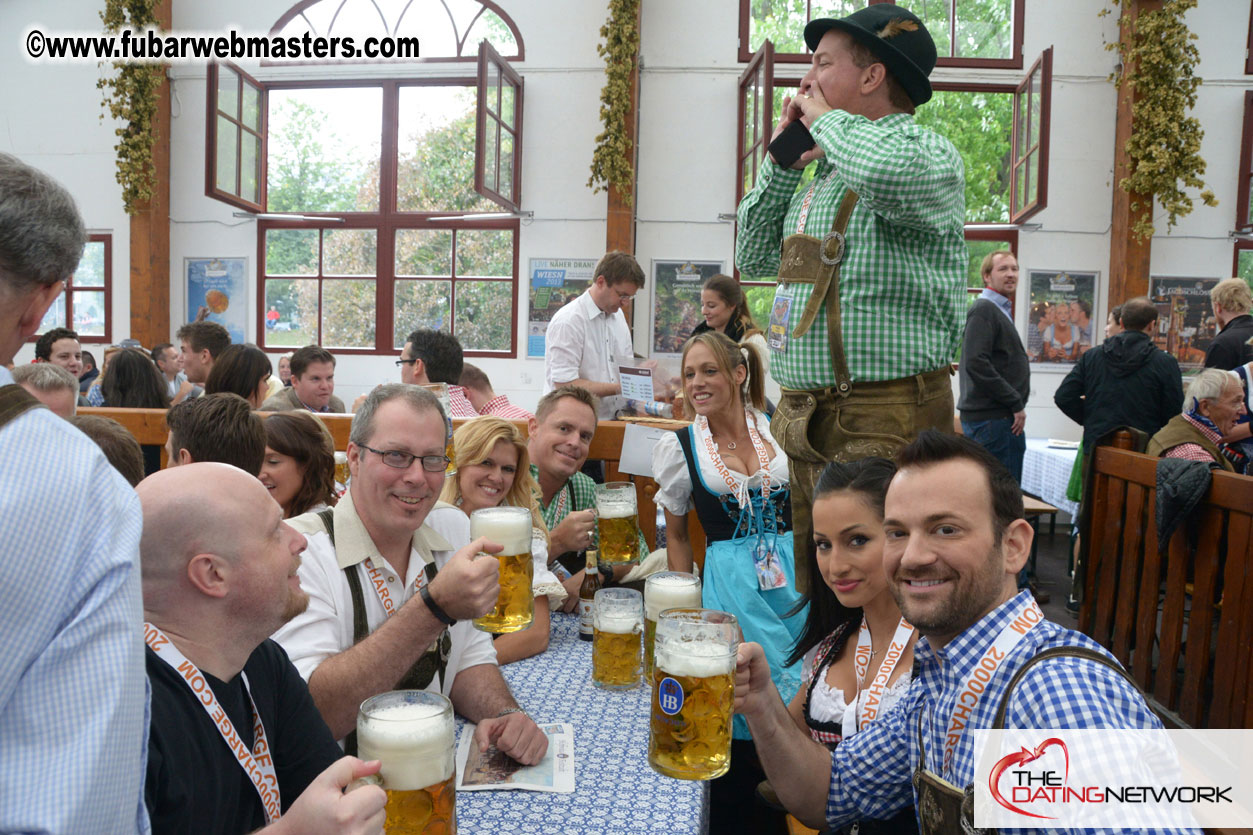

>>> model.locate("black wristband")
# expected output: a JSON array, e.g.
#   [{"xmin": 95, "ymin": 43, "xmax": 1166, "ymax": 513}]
[{"xmin": 420, "ymin": 583, "xmax": 456, "ymax": 626}]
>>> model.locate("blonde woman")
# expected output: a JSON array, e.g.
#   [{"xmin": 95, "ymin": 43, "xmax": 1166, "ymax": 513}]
[{"xmin": 441, "ymin": 417, "xmax": 567, "ymax": 663}]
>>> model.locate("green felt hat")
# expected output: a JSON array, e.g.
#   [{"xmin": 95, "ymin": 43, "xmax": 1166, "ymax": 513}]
[{"xmin": 804, "ymin": 5, "xmax": 937, "ymax": 106}]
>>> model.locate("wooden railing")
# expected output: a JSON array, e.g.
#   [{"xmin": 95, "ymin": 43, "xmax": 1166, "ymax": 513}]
[
  {"xmin": 1081, "ymin": 438, "xmax": 1253, "ymax": 728},
  {"xmin": 78, "ymin": 407, "xmax": 706, "ymax": 568}
]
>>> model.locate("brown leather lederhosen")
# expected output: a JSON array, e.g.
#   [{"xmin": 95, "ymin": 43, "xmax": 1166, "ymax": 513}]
[
  {"xmin": 315, "ymin": 509, "xmax": 452, "ymax": 755},
  {"xmin": 911, "ymin": 646, "xmax": 1142, "ymax": 835}
]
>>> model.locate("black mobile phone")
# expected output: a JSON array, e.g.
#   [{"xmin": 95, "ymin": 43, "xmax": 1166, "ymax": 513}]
[{"xmin": 767, "ymin": 120, "xmax": 816, "ymax": 170}]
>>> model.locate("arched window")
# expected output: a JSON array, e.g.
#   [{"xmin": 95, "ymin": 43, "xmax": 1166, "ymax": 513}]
[{"xmin": 270, "ymin": 0, "xmax": 522, "ymax": 61}]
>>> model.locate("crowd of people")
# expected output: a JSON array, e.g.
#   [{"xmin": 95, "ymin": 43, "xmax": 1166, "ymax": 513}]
[{"xmin": 2, "ymin": 3, "xmax": 1251, "ymax": 834}]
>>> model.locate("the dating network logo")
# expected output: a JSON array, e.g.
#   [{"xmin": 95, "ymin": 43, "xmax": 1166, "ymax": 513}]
[{"xmin": 988, "ymin": 737, "xmax": 1071, "ymax": 820}]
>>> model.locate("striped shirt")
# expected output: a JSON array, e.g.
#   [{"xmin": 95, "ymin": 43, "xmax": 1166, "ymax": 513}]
[
  {"xmin": 0, "ymin": 368, "xmax": 151, "ymax": 834},
  {"xmin": 824, "ymin": 591, "xmax": 1189, "ymax": 834},
  {"xmin": 1164, "ymin": 413, "xmax": 1224, "ymax": 464},
  {"xmin": 479, "ymin": 393, "xmax": 535, "ymax": 422},
  {"xmin": 735, "ymin": 109, "xmax": 967, "ymax": 386}
]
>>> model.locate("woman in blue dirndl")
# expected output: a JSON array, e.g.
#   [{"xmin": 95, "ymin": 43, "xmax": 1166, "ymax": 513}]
[{"xmin": 653, "ymin": 330, "xmax": 806, "ymax": 834}]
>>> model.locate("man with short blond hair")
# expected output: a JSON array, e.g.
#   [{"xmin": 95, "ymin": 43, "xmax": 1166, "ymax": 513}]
[
  {"xmin": 1205, "ymin": 277, "xmax": 1253, "ymax": 370},
  {"xmin": 13, "ymin": 362, "xmax": 79, "ymax": 418},
  {"xmin": 958, "ymin": 249, "xmax": 1029, "ymax": 481}
]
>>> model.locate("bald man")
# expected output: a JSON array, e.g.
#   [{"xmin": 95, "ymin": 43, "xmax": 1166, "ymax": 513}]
[{"xmin": 138, "ymin": 464, "xmax": 386, "ymax": 835}]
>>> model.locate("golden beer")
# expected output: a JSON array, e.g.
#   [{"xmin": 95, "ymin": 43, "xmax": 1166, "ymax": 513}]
[
  {"xmin": 592, "ymin": 587, "xmax": 643, "ymax": 690},
  {"xmin": 597, "ymin": 512, "xmax": 640, "ymax": 565},
  {"xmin": 470, "ymin": 507, "xmax": 534, "ymax": 634},
  {"xmin": 595, "ymin": 482, "xmax": 639, "ymax": 565},
  {"xmin": 648, "ymin": 609, "xmax": 738, "ymax": 781},
  {"xmin": 643, "ymin": 572, "xmax": 702, "ymax": 679},
  {"xmin": 333, "ymin": 451, "xmax": 350, "ymax": 488},
  {"xmin": 357, "ymin": 691, "xmax": 457, "ymax": 835}
]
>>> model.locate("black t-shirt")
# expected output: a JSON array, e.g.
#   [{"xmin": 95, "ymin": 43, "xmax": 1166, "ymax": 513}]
[{"xmin": 145, "ymin": 639, "xmax": 341, "ymax": 835}]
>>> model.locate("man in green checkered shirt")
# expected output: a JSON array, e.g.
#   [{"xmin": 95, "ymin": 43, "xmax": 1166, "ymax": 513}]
[
  {"xmin": 736, "ymin": 4, "xmax": 966, "ymax": 592},
  {"xmin": 527, "ymin": 385, "xmax": 648, "ymax": 609}
]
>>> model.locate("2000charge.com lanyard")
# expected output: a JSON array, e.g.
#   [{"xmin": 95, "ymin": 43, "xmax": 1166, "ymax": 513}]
[
  {"xmin": 143, "ymin": 622, "xmax": 282, "ymax": 823},
  {"xmin": 852, "ymin": 617, "xmax": 915, "ymax": 731},
  {"xmin": 936, "ymin": 597, "xmax": 1044, "ymax": 775}
]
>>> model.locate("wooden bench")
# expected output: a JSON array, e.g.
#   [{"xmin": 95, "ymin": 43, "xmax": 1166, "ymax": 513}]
[
  {"xmin": 1081, "ymin": 439, "xmax": 1253, "ymax": 728},
  {"xmin": 78, "ymin": 407, "xmax": 708, "ymax": 570}
]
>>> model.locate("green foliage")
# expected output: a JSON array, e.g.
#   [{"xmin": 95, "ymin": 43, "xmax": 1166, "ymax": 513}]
[
  {"xmin": 1238, "ymin": 251, "xmax": 1253, "ymax": 284},
  {"xmin": 914, "ymin": 90, "xmax": 1011, "ymax": 223},
  {"xmin": 1104, "ymin": 0, "xmax": 1216, "ymax": 239},
  {"xmin": 588, "ymin": 0, "xmax": 640, "ymax": 202},
  {"xmin": 97, "ymin": 0, "xmax": 162, "ymax": 214},
  {"xmin": 266, "ymin": 99, "xmax": 362, "ymax": 214}
]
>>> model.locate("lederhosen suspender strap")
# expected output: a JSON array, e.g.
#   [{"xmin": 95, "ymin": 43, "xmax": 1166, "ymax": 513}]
[
  {"xmin": 777, "ymin": 189, "xmax": 860, "ymax": 391},
  {"xmin": 316, "ymin": 509, "xmax": 451, "ymax": 756},
  {"xmin": 0, "ymin": 384, "xmax": 42, "ymax": 428},
  {"xmin": 912, "ymin": 646, "xmax": 1143, "ymax": 835}
]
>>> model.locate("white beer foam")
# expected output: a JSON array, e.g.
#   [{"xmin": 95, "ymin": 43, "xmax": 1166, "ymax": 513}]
[
  {"xmin": 470, "ymin": 507, "xmax": 532, "ymax": 554},
  {"xmin": 595, "ymin": 611, "xmax": 641, "ymax": 634},
  {"xmin": 656, "ymin": 639, "xmax": 736, "ymax": 678},
  {"xmin": 645, "ymin": 575, "xmax": 702, "ymax": 621},
  {"xmin": 357, "ymin": 701, "xmax": 454, "ymax": 790},
  {"xmin": 597, "ymin": 503, "xmax": 636, "ymax": 519}
]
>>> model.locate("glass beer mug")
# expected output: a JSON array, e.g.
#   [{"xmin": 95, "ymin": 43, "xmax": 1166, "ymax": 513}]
[
  {"xmin": 594, "ymin": 482, "xmax": 639, "ymax": 566},
  {"xmin": 643, "ymin": 572, "xmax": 702, "ymax": 680},
  {"xmin": 469, "ymin": 506, "xmax": 533, "ymax": 634},
  {"xmin": 648, "ymin": 608, "xmax": 738, "ymax": 781},
  {"xmin": 356, "ymin": 690, "xmax": 457, "ymax": 834},
  {"xmin": 592, "ymin": 587, "xmax": 643, "ymax": 690}
]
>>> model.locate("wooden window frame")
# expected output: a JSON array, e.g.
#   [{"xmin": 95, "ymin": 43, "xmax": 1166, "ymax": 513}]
[
  {"xmin": 206, "ymin": 61, "xmax": 266, "ymax": 212},
  {"xmin": 475, "ymin": 40, "xmax": 524, "ymax": 212},
  {"xmin": 252, "ymin": 79, "xmax": 521, "ymax": 357},
  {"xmin": 30, "ymin": 233, "xmax": 112, "ymax": 345},
  {"xmin": 1236, "ymin": 91, "xmax": 1253, "ymax": 233},
  {"xmin": 738, "ymin": 0, "xmax": 1025, "ymax": 69},
  {"xmin": 1009, "ymin": 47, "xmax": 1052, "ymax": 224},
  {"xmin": 736, "ymin": 40, "xmax": 774, "ymax": 205},
  {"xmin": 1233, "ymin": 240, "xmax": 1253, "ymax": 279}
]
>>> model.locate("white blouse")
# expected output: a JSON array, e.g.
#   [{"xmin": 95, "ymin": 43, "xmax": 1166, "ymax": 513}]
[
  {"xmin": 650, "ymin": 408, "xmax": 789, "ymax": 518},
  {"xmin": 529, "ymin": 533, "xmax": 568, "ymax": 610},
  {"xmin": 801, "ymin": 643, "xmax": 913, "ymax": 739}
]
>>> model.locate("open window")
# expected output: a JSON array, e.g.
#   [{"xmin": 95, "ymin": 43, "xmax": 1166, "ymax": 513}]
[
  {"xmin": 1236, "ymin": 91, "xmax": 1253, "ymax": 235},
  {"xmin": 1010, "ymin": 48, "xmax": 1052, "ymax": 223},
  {"xmin": 737, "ymin": 40, "xmax": 774, "ymax": 203},
  {"xmin": 740, "ymin": 0, "xmax": 1025, "ymax": 69},
  {"xmin": 206, "ymin": 62, "xmax": 265, "ymax": 212},
  {"xmin": 475, "ymin": 40, "xmax": 524, "ymax": 212}
]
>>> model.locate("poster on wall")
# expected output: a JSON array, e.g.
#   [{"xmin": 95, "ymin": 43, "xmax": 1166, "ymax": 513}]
[
  {"xmin": 651, "ymin": 260, "xmax": 724, "ymax": 356},
  {"xmin": 526, "ymin": 258, "xmax": 597, "ymax": 358},
  {"xmin": 185, "ymin": 257, "xmax": 247, "ymax": 344},
  {"xmin": 1026, "ymin": 270, "xmax": 1099, "ymax": 368},
  {"xmin": 1148, "ymin": 276, "xmax": 1220, "ymax": 372}
]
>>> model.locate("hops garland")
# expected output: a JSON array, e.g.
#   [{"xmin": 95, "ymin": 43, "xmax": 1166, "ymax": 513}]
[{"xmin": 588, "ymin": 0, "xmax": 640, "ymax": 204}]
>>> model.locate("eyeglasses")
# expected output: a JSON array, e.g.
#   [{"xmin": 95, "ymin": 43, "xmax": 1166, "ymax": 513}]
[
  {"xmin": 394, "ymin": 357, "xmax": 417, "ymax": 367},
  {"xmin": 357, "ymin": 444, "xmax": 450, "ymax": 473}
]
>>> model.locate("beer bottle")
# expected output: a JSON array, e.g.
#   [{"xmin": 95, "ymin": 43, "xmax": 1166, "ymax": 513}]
[{"xmin": 579, "ymin": 549, "xmax": 600, "ymax": 641}]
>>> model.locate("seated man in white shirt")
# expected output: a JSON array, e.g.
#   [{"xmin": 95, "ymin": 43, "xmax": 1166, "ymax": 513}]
[
  {"xmin": 272, "ymin": 384, "xmax": 548, "ymax": 764},
  {"xmin": 543, "ymin": 251, "xmax": 644, "ymax": 420}
]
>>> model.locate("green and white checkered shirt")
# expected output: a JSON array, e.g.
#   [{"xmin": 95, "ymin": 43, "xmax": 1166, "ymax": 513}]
[
  {"xmin": 736, "ymin": 109, "xmax": 967, "ymax": 387},
  {"xmin": 530, "ymin": 464, "xmax": 649, "ymax": 559}
]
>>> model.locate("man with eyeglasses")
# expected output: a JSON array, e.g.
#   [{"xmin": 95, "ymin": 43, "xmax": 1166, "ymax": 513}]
[
  {"xmin": 397, "ymin": 328, "xmax": 478, "ymax": 417},
  {"xmin": 273, "ymin": 384, "xmax": 549, "ymax": 765}
]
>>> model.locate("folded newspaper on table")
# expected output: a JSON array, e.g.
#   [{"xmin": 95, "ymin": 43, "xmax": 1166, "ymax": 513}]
[
  {"xmin": 456, "ymin": 722, "xmax": 575, "ymax": 793},
  {"xmin": 1047, "ymin": 438, "xmax": 1081, "ymax": 449}
]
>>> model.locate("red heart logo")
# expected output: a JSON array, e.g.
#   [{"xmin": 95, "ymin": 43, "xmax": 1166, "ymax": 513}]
[{"xmin": 988, "ymin": 737, "xmax": 1069, "ymax": 820}]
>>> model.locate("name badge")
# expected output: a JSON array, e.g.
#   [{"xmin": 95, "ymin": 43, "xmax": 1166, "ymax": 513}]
[
  {"xmin": 768, "ymin": 284, "xmax": 794, "ymax": 353},
  {"xmin": 754, "ymin": 541, "xmax": 788, "ymax": 591}
]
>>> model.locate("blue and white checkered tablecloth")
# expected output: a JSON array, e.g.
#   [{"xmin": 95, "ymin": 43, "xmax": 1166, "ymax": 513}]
[
  {"xmin": 1022, "ymin": 438, "xmax": 1080, "ymax": 519},
  {"xmin": 455, "ymin": 612, "xmax": 709, "ymax": 834}
]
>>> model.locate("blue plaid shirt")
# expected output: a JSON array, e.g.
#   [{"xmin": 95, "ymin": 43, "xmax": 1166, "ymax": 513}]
[
  {"xmin": 0, "ymin": 367, "xmax": 151, "ymax": 833},
  {"xmin": 825, "ymin": 591, "xmax": 1192, "ymax": 834}
]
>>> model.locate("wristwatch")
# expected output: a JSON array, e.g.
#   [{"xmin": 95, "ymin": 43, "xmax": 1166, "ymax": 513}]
[
  {"xmin": 420, "ymin": 583, "xmax": 456, "ymax": 626},
  {"xmin": 495, "ymin": 707, "xmax": 529, "ymax": 720}
]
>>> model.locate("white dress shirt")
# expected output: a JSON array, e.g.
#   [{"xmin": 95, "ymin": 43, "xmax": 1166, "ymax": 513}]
[{"xmin": 543, "ymin": 289, "xmax": 633, "ymax": 419}]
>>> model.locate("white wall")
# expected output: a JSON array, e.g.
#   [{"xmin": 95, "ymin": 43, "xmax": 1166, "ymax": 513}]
[{"xmin": 3, "ymin": 0, "xmax": 1251, "ymax": 434}]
